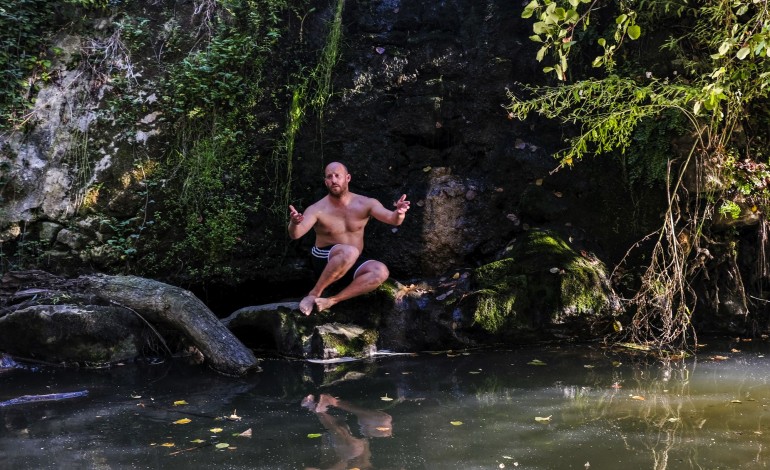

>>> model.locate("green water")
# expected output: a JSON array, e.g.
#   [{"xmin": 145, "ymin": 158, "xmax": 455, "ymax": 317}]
[{"xmin": 2, "ymin": 339, "xmax": 769, "ymax": 469}]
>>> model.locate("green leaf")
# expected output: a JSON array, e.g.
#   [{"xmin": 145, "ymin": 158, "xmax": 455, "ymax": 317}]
[
  {"xmin": 627, "ymin": 25, "xmax": 641, "ymax": 40},
  {"xmin": 529, "ymin": 34, "xmax": 544, "ymax": 43},
  {"xmin": 615, "ymin": 14, "xmax": 628, "ymax": 25},
  {"xmin": 736, "ymin": 46, "xmax": 751, "ymax": 60},
  {"xmin": 533, "ymin": 21, "xmax": 549, "ymax": 35},
  {"xmin": 307, "ymin": 433, "xmax": 322, "ymax": 438}
]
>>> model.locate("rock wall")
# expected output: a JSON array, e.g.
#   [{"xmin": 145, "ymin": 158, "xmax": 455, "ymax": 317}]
[{"xmin": 0, "ymin": 0, "xmax": 690, "ymax": 314}]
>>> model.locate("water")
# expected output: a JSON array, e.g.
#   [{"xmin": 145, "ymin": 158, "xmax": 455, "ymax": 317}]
[{"xmin": 2, "ymin": 339, "xmax": 770, "ymax": 469}]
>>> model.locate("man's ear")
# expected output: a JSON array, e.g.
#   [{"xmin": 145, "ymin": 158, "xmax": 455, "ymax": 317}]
[{"xmin": 346, "ymin": 173, "xmax": 351, "ymax": 183}]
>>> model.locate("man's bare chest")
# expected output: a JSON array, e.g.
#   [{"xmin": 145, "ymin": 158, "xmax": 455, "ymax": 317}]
[{"xmin": 315, "ymin": 206, "xmax": 370, "ymax": 234}]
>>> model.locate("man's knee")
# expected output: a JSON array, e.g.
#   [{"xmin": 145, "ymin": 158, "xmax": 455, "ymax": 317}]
[
  {"xmin": 368, "ymin": 261, "xmax": 389, "ymax": 283},
  {"xmin": 330, "ymin": 244, "xmax": 360, "ymax": 265}
]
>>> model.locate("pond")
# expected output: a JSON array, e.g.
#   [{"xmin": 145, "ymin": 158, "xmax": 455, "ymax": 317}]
[{"xmin": 1, "ymin": 338, "xmax": 769, "ymax": 469}]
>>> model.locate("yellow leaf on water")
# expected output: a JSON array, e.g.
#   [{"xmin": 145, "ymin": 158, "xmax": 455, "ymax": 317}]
[
  {"xmin": 381, "ymin": 394, "xmax": 394, "ymax": 401},
  {"xmin": 173, "ymin": 418, "xmax": 191, "ymax": 425},
  {"xmin": 535, "ymin": 416, "xmax": 552, "ymax": 423},
  {"xmin": 215, "ymin": 443, "xmax": 229, "ymax": 449},
  {"xmin": 528, "ymin": 359, "xmax": 547, "ymax": 366},
  {"xmin": 210, "ymin": 428, "xmax": 224, "ymax": 433},
  {"xmin": 161, "ymin": 442, "xmax": 175, "ymax": 447},
  {"xmin": 630, "ymin": 395, "xmax": 646, "ymax": 401},
  {"xmin": 731, "ymin": 400, "xmax": 742, "ymax": 404},
  {"xmin": 307, "ymin": 433, "xmax": 322, "ymax": 438},
  {"xmin": 450, "ymin": 421, "xmax": 463, "ymax": 426},
  {"xmin": 173, "ymin": 400, "xmax": 188, "ymax": 406},
  {"xmin": 190, "ymin": 439, "xmax": 205, "ymax": 444}
]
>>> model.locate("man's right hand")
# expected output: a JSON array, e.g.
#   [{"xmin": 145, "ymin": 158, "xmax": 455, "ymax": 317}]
[{"xmin": 289, "ymin": 205, "xmax": 304, "ymax": 225}]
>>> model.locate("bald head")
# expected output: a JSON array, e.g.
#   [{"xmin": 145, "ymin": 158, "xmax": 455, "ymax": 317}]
[{"xmin": 324, "ymin": 161, "xmax": 351, "ymax": 197}]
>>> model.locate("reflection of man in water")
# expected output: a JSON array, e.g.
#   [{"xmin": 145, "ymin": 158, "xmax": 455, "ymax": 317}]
[{"xmin": 302, "ymin": 393, "xmax": 393, "ymax": 470}]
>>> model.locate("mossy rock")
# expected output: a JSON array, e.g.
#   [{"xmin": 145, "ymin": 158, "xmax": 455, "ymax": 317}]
[
  {"xmin": 310, "ymin": 323, "xmax": 379, "ymax": 359},
  {"xmin": 471, "ymin": 229, "xmax": 617, "ymax": 335}
]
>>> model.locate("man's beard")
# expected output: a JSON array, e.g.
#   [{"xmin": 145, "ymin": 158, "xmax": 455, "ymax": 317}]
[{"xmin": 328, "ymin": 185, "xmax": 346, "ymax": 197}]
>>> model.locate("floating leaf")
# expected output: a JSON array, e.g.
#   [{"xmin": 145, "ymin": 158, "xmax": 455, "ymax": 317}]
[
  {"xmin": 161, "ymin": 442, "xmax": 175, "ymax": 447},
  {"xmin": 307, "ymin": 433, "xmax": 323, "ymax": 438},
  {"xmin": 423, "ymin": 166, "xmax": 432, "ymax": 172},
  {"xmin": 667, "ymin": 418, "xmax": 680, "ymax": 423},
  {"xmin": 173, "ymin": 418, "xmax": 192, "ymax": 425},
  {"xmin": 712, "ymin": 355, "xmax": 729, "ymax": 361},
  {"xmin": 215, "ymin": 443, "xmax": 229, "ymax": 449},
  {"xmin": 469, "ymin": 371, "xmax": 481, "ymax": 374},
  {"xmin": 535, "ymin": 415, "xmax": 552, "ymax": 423},
  {"xmin": 190, "ymin": 439, "xmax": 205, "ymax": 444},
  {"xmin": 210, "ymin": 427, "xmax": 224, "ymax": 433},
  {"xmin": 731, "ymin": 400, "xmax": 742, "ymax": 404},
  {"xmin": 450, "ymin": 421, "xmax": 463, "ymax": 426},
  {"xmin": 381, "ymin": 394, "xmax": 394, "ymax": 401},
  {"xmin": 375, "ymin": 426, "xmax": 391, "ymax": 432},
  {"xmin": 528, "ymin": 359, "xmax": 547, "ymax": 366},
  {"xmin": 238, "ymin": 428, "xmax": 252, "ymax": 437},
  {"xmin": 173, "ymin": 400, "xmax": 188, "ymax": 406},
  {"xmin": 630, "ymin": 395, "xmax": 645, "ymax": 401},
  {"xmin": 130, "ymin": 394, "xmax": 142, "ymax": 399},
  {"xmin": 228, "ymin": 410, "xmax": 242, "ymax": 421}
]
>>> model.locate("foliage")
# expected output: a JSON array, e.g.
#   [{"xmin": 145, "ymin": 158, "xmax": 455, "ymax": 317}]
[
  {"xmin": 0, "ymin": 0, "xmax": 56, "ymax": 129},
  {"xmin": 521, "ymin": 0, "xmax": 641, "ymax": 80},
  {"xmin": 512, "ymin": 0, "xmax": 770, "ymax": 350},
  {"xmin": 272, "ymin": 0, "xmax": 345, "ymax": 214}
]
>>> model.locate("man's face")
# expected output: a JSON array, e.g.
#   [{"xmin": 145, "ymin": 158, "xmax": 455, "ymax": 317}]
[{"xmin": 324, "ymin": 164, "xmax": 350, "ymax": 196}]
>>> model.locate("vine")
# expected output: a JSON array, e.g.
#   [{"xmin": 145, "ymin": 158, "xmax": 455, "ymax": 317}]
[{"xmin": 512, "ymin": 0, "xmax": 770, "ymax": 350}]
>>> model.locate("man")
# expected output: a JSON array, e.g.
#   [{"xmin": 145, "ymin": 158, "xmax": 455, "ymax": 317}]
[{"xmin": 288, "ymin": 162, "xmax": 410, "ymax": 315}]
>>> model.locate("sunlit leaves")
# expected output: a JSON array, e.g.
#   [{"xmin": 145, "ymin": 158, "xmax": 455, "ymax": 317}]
[
  {"xmin": 521, "ymin": 0, "xmax": 639, "ymax": 79},
  {"xmin": 450, "ymin": 421, "xmax": 464, "ymax": 426},
  {"xmin": 173, "ymin": 418, "xmax": 192, "ymax": 425},
  {"xmin": 173, "ymin": 400, "xmax": 188, "ymax": 406},
  {"xmin": 307, "ymin": 433, "xmax": 323, "ymax": 438},
  {"xmin": 534, "ymin": 415, "xmax": 552, "ymax": 423}
]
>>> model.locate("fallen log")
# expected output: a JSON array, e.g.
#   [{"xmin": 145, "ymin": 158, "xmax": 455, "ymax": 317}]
[
  {"xmin": 1, "ymin": 271, "xmax": 260, "ymax": 376},
  {"xmin": 0, "ymin": 390, "xmax": 89, "ymax": 407},
  {"xmin": 80, "ymin": 274, "xmax": 259, "ymax": 376}
]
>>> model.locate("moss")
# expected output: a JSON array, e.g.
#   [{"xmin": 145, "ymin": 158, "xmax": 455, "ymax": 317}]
[
  {"xmin": 319, "ymin": 327, "xmax": 378, "ymax": 358},
  {"xmin": 471, "ymin": 229, "xmax": 613, "ymax": 334}
]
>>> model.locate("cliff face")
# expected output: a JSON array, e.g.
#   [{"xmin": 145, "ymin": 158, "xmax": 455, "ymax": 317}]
[{"xmin": 0, "ymin": 0, "xmax": 714, "ymax": 322}]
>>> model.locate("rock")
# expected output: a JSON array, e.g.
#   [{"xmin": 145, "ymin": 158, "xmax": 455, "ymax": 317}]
[
  {"xmin": 56, "ymin": 228, "xmax": 89, "ymax": 250},
  {"xmin": 38, "ymin": 222, "xmax": 64, "ymax": 245},
  {"xmin": 0, "ymin": 304, "xmax": 152, "ymax": 365}
]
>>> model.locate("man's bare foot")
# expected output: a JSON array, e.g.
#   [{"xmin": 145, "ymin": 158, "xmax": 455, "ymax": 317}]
[
  {"xmin": 315, "ymin": 393, "xmax": 338, "ymax": 413},
  {"xmin": 301, "ymin": 394, "xmax": 316, "ymax": 411},
  {"xmin": 314, "ymin": 297, "xmax": 338, "ymax": 312},
  {"xmin": 299, "ymin": 295, "xmax": 316, "ymax": 315}
]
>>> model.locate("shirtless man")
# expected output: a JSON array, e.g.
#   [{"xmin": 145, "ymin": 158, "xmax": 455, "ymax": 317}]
[{"xmin": 288, "ymin": 162, "xmax": 410, "ymax": 315}]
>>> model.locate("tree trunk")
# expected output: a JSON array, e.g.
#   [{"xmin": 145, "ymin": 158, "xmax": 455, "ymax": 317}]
[{"xmin": 1, "ymin": 271, "xmax": 259, "ymax": 376}]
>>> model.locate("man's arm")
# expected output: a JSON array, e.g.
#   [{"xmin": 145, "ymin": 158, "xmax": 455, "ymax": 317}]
[
  {"xmin": 288, "ymin": 204, "xmax": 318, "ymax": 239},
  {"xmin": 370, "ymin": 194, "xmax": 410, "ymax": 226}
]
